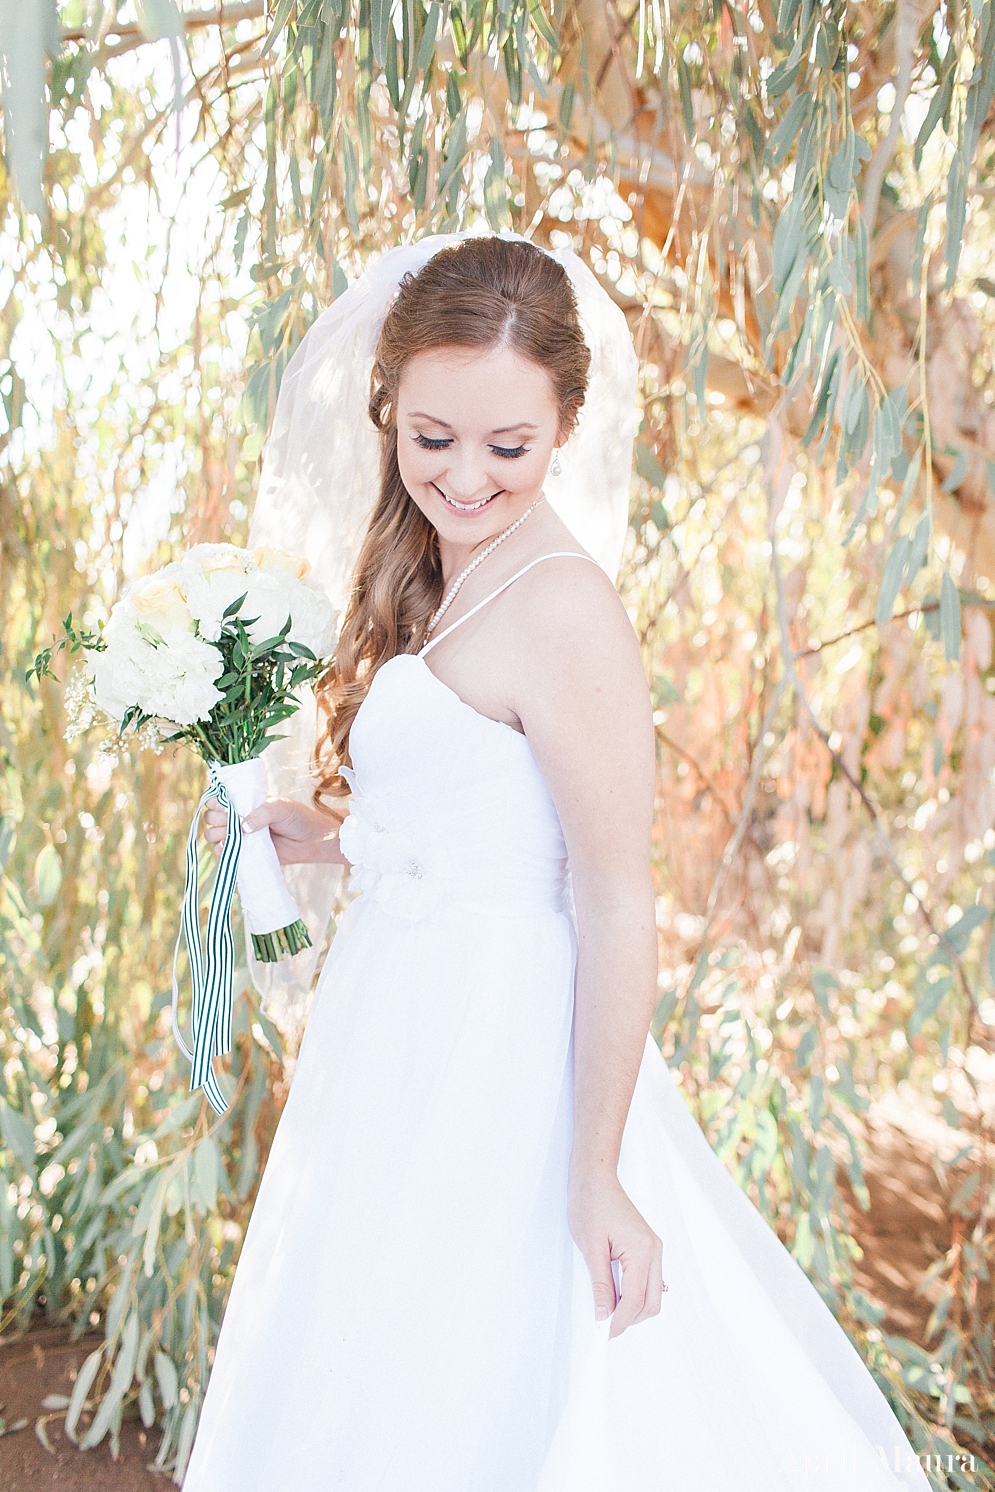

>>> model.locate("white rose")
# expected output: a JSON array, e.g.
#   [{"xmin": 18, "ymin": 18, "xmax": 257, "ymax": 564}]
[
  {"xmin": 184, "ymin": 565, "xmax": 255, "ymax": 643},
  {"xmin": 240, "ymin": 570, "xmax": 295, "ymax": 647},
  {"xmin": 287, "ymin": 584, "xmax": 337, "ymax": 657},
  {"xmin": 185, "ymin": 543, "xmax": 253, "ymax": 576},
  {"xmin": 253, "ymin": 544, "xmax": 311, "ymax": 580},
  {"xmin": 130, "ymin": 569, "xmax": 196, "ymax": 638}
]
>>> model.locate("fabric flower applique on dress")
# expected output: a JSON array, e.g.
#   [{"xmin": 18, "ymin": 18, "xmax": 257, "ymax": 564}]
[{"xmin": 337, "ymin": 765, "xmax": 453, "ymax": 923}]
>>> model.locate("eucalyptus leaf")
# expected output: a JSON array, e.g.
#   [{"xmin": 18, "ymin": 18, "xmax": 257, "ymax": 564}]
[
  {"xmin": 941, "ymin": 570, "xmax": 962, "ymax": 662},
  {"xmin": 64, "ymin": 1348, "xmax": 103, "ymax": 1444}
]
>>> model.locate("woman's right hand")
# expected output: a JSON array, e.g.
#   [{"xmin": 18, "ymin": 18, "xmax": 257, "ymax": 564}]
[{"xmin": 202, "ymin": 797, "xmax": 348, "ymax": 866}]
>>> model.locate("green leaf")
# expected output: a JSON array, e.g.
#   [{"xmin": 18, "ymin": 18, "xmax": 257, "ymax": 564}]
[
  {"xmin": 558, "ymin": 79, "xmax": 575, "ymax": 132},
  {"xmin": 909, "ymin": 975, "xmax": 952, "ymax": 1035},
  {"xmin": 802, "ymin": 346, "xmax": 840, "ymax": 447},
  {"xmin": 261, "ymin": 0, "xmax": 298, "ymax": 60},
  {"xmin": 906, "ymin": 510, "xmax": 930, "ymax": 581},
  {"xmin": 34, "ymin": 843, "xmax": 62, "ymax": 905},
  {"xmin": 910, "ymin": 201, "xmax": 930, "ymax": 296},
  {"xmin": 0, "ymin": 1096, "xmax": 37, "ymax": 1181},
  {"xmin": 636, "ymin": 439, "xmax": 666, "ymax": 488},
  {"xmin": 154, "ymin": 1351, "xmax": 179, "ymax": 1410},
  {"xmin": 945, "ymin": 153, "xmax": 967, "ymax": 292},
  {"xmin": 941, "ymin": 450, "xmax": 968, "ymax": 492},
  {"xmin": 841, "ymin": 371, "xmax": 867, "ymax": 434},
  {"xmin": 416, "ymin": 1, "xmax": 441, "ymax": 72},
  {"xmin": 371, "ymin": 0, "xmax": 391, "ymax": 66},
  {"xmin": 0, "ymin": 815, "xmax": 15, "ymax": 874},
  {"xmin": 527, "ymin": 0, "xmax": 558, "ymax": 49},
  {"xmin": 876, "ymin": 535, "xmax": 912, "ymax": 627},
  {"xmin": 80, "ymin": 1312, "xmax": 139, "ymax": 1449},
  {"xmin": 653, "ymin": 672, "xmax": 682, "ymax": 704},
  {"xmin": 192, "ymin": 1134, "xmax": 223, "ymax": 1212},
  {"xmin": 828, "ymin": 132, "xmax": 855, "ymax": 192},
  {"xmin": 854, "ymin": 213, "xmax": 869, "ymax": 320},
  {"xmin": 772, "ymin": 197, "xmax": 804, "ymax": 295},
  {"xmin": 941, "ymin": 569, "xmax": 962, "ymax": 661},
  {"xmin": 766, "ymin": 94, "xmax": 812, "ymax": 165},
  {"xmin": 940, "ymin": 903, "xmax": 989, "ymax": 957},
  {"xmin": 874, "ymin": 389, "xmax": 904, "ymax": 471},
  {"xmin": 766, "ymin": 59, "xmax": 800, "ymax": 98},
  {"xmin": 677, "ymin": 54, "xmax": 695, "ymax": 137},
  {"xmin": 834, "ymin": 1059, "xmax": 870, "ymax": 1112},
  {"xmin": 64, "ymin": 1347, "xmax": 103, "ymax": 1444},
  {"xmin": 914, "ymin": 66, "xmax": 955, "ymax": 168},
  {"xmin": 922, "ymin": 592, "xmax": 942, "ymax": 641},
  {"xmin": 482, "ymin": 137, "xmax": 510, "ymax": 231},
  {"xmin": 795, "ymin": 1023, "xmax": 818, "ymax": 1069}
]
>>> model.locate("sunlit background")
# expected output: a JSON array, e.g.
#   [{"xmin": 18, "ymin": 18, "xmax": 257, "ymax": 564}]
[{"xmin": 2, "ymin": 0, "xmax": 995, "ymax": 1484}]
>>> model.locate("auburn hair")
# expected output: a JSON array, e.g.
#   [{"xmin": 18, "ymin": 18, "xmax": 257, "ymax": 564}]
[{"xmin": 312, "ymin": 236, "xmax": 591, "ymax": 802}]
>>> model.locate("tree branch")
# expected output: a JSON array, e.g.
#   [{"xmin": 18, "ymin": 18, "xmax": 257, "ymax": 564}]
[
  {"xmin": 60, "ymin": 3, "xmax": 266, "ymax": 46},
  {"xmin": 861, "ymin": 0, "xmax": 931, "ymax": 236}
]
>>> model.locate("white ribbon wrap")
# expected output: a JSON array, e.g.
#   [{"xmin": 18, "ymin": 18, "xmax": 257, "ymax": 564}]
[{"xmin": 211, "ymin": 758, "xmax": 302, "ymax": 937}]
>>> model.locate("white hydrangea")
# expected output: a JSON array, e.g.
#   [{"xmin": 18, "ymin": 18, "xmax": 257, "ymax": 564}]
[
  {"xmin": 93, "ymin": 601, "xmax": 224, "ymax": 727},
  {"xmin": 137, "ymin": 631, "xmax": 226, "ymax": 725}
]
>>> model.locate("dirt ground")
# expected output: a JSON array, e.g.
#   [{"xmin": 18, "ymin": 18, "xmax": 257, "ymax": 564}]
[
  {"xmin": 0, "ymin": 1092, "xmax": 987, "ymax": 1490},
  {"xmin": 0, "ymin": 1324, "xmax": 161, "ymax": 1490}
]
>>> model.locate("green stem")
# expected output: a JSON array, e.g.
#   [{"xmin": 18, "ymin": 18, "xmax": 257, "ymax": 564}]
[{"xmin": 251, "ymin": 919, "xmax": 312, "ymax": 963}]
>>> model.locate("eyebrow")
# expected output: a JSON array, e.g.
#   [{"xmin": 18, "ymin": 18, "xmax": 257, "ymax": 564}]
[{"xmin": 408, "ymin": 412, "xmax": 539, "ymax": 435}]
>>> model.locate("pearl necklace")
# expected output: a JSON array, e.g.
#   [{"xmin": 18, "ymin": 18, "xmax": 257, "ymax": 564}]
[{"xmin": 424, "ymin": 494, "xmax": 546, "ymax": 639}]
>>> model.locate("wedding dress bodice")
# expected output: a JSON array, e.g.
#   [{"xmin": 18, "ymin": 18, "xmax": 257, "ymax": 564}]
[{"xmin": 337, "ymin": 552, "xmax": 601, "ymax": 923}]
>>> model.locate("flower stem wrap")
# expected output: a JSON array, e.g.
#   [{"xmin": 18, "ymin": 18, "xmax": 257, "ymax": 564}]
[{"xmin": 171, "ymin": 759, "xmax": 310, "ymax": 1115}]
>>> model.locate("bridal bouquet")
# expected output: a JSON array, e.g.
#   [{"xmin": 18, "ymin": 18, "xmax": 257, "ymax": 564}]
[{"xmin": 31, "ymin": 542, "xmax": 337, "ymax": 1113}]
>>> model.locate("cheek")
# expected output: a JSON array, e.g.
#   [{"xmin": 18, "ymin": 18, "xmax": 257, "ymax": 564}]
[{"xmin": 395, "ymin": 438, "xmax": 436, "ymax": 490}]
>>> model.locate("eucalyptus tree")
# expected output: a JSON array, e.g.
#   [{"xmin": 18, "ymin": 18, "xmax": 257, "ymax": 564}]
[{"xmin": 2, "ymin": 1, "xmax": 995, "ymax": 1485}]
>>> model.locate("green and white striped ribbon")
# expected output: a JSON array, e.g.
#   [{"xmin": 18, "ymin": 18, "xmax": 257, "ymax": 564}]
[{"xmin": 171, "ymin": 766, "xmax": 242, "ymax": 1116}]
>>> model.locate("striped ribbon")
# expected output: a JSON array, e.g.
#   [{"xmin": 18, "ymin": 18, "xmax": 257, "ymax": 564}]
[{"xmin": 171, "ymin": 765, "xmax": 242, "ymax": 1116}]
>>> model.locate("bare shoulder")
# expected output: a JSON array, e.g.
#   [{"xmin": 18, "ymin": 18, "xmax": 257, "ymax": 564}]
[
  {"xmin": 513, "ymin": 555, "xmax": 647, "ymax": 671},
  {"xmin": 505, "ymin": 551, "xmax": 650, "ymax": 731}
]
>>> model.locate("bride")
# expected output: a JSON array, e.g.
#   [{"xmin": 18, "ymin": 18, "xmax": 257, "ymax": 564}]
[{"xmin": 182, "ymin": 236, "xmax": 930, "ymax": 1491}]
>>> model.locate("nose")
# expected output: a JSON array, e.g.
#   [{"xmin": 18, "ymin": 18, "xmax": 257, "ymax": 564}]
[{"xmin": 443, "ymin": 445, "xmax": 499, "ymax": 503}]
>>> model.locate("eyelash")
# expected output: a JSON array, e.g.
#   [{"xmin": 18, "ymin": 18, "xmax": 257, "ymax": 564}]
[{"xmin": 414, "ymin": 434, "xmax": 530, "ymax": 460}]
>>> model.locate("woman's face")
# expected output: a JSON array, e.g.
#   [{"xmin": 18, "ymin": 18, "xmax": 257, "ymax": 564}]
[{"xmin": 395, "ymin": 343, "xmax": 564, "ymax": 545}]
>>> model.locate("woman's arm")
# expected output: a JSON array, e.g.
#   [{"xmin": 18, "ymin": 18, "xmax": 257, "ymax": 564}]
[
  {"xmin": 203, "ymin": 796, "xmax": 349, "ymax": 866},
  {"xmin": 511, "ymin": 560, "xmax": 661, "ymax": 1339}
]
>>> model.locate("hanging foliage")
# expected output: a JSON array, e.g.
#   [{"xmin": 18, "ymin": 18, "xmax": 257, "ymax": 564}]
[{"xmin": 2, "ymin": 0, "xmax": 995, "ymax": 1484}]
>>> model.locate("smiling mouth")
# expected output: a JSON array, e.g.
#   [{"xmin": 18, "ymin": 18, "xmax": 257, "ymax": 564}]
[{"xmin": 433, "ymin": 483, "xmax": 501, "ymax": 513}]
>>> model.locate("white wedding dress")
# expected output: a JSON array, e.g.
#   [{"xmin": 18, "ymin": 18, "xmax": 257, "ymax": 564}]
[{"xmin": 183, "ymin": 555, "xmax": 931, "ymax": 1492}]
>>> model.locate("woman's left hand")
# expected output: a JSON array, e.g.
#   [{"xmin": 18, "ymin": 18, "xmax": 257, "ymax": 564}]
[{"xmin": 567, "ymin": 1168, "xmax": 664, "ymax": 1339}]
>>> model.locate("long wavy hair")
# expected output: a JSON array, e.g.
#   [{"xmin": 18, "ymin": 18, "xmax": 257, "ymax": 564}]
[{"xmin": 312, "ymin": 237, "xmax": 591, "ymax": 802}]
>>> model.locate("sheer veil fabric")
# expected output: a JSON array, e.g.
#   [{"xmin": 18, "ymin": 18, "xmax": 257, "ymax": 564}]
[
  {"xmin": 244, "ymin": 231, "xmax": 638, "ymax": 1023},
  {"xmin": 189, "ymin": 233, "xmax": 938, "ymax": 1492}
]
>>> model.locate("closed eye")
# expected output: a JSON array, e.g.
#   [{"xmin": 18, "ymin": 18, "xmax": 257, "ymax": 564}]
[
  {"xmin": 415, "ymin": 434, "xmax": 452, "ymax": 451},
  {"xmin": 491, "ymin": 444, "xmax": 529, "ymax": 459}
]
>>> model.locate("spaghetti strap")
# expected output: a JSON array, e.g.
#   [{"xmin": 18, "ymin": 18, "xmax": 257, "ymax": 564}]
[{"xmin": 418, "ymin": 552, "xmax": 602, "ymax": 657}]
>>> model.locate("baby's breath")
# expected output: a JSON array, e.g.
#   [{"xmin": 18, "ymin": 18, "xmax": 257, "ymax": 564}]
[{"xmin": 63, "ymin": 665, "xmax": 96, "ymax": 743}]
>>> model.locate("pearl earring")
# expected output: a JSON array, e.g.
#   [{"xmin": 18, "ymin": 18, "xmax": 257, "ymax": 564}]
[{"xmin": 550, "ymin": 450, "xmax": 562, "ymax": 478}]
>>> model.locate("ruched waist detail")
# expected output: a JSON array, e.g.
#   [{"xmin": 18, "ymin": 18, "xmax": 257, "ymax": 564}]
[{"xmin": 337, "ymin": 792, "xmax": 572, "ymax": 925}]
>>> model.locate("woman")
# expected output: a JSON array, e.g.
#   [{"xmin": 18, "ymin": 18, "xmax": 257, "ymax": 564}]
[{"xmin": 183, "ymin": 237, "xmax": 929, "ymax": 1492}]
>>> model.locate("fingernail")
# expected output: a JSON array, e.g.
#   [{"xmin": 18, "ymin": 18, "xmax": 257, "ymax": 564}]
[
  {"xmin": 595, "ymin": 1306, "xmax": 609, "ymax": 1321},
  {"xmin": 241, "ymin": 817, "xmax": 255, "ymax": 834}
]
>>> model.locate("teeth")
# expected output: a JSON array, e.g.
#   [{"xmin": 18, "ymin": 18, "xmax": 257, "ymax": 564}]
[{"xmin": 441, "ymin": 491, "xmax": 496, "ymax": 512}]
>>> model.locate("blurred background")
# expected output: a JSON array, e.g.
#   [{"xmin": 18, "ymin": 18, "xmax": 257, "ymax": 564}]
[{"xmin": 1, "ymin": 0, "xmax": 995, "ymax": 1486}]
